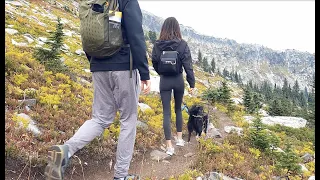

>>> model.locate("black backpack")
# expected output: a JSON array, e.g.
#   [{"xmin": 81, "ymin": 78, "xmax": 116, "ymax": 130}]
[{"xmin": 155, "ymin": 41, "xmax": 187, "ymax": 76}]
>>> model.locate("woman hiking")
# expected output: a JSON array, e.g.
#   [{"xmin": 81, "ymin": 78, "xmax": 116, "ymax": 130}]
[{"xmin": 151, "ymin": 17, "xmax": 195, "ymax": 155}]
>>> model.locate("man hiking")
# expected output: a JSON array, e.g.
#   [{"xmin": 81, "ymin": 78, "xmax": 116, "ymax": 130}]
[{"xmin": 44, "ymin": 0, "xmax": 151, "ymax": 179}]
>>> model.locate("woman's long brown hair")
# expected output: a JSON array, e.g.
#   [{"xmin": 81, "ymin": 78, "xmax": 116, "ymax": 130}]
[{"xmin": 159, "ymin": 17, "xmax": 182, "ymax": 41}]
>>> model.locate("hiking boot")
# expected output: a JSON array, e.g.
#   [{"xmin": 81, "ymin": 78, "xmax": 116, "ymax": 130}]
[
  {"xmin": 45, "ymin": 145, "xmax": 70, "ymax": 180},
  {"xmin": 114, "ymin": 174, "xmax": 140, "ymax": 180},
  {"xmin": 176, "ymin": 139, "xmax": 185, "ymax": 147},
  {"xmin": 166, "ymin": 147, "xmax": 175, "ymax": 156}
]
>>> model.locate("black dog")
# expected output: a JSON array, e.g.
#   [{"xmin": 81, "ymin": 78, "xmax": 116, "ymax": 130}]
[{"xmin": 186, "ymin": 104, "xmax": 208, "ymax": 142}]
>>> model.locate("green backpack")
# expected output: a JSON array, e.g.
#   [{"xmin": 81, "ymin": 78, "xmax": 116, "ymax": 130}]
[{"xmin": 79, "ymin": 0, "xmax": 123, "ymax": 58}]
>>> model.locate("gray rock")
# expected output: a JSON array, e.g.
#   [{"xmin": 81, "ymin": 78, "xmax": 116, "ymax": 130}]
[
  {"xmin": 272, "ymin": 176, "xmax": 289, "ymax": 180},
  {"xmin": 138, "ymin": 103, "xmax": 151, "ymax": 112},
  {"xmin": 150, "ymin": 150, "xmax": 170, "ymax": 161},
  {"xmin": 206, "ymin": 123, "xmax": 222, "ymax": 138},
  {"xmin": 38, "ymin": 21, "xmax": 47, "ymax": 27},
  {"xmin": 75, "ymin": 49, "xmax": 85, "ymax": 55},
  {"xmin": 243, "ymin": 115, "xmax": 255, "ymax": 124},
  {"xmin": 83, "ymin": 69, "xmax": 91, "ymax": 73},
  {"xmin": 308, "ymin": 176, "xmax": 315, "ymax": 180},
  {"xmin": 25, "ymin": 106, "xmax": 31, "ymax": 112},
  {"xmin": 136, "ymin": 120, "xmax": 148, "ymax": 129},
  {"xmin": 299, "ymin": 163, "xmax": 309, "ymax": 172},
  {"xmin": 5, "ymin": 1, "xmax": 23, "ymax": 7},
  {"xmin": 205, "ymin": 172, "xmax": 243, "ymax": 180},
  {"xmin": 261, "ymin": 116, "xmax": 307, "ymax": 128},
  {"xmin": 301, "ymin": 153, "xmax": 314, "ymax": 163},
  {"xmin": 16, "ymin": 113, "xmax": 41, "ymax": 135},
  {"xmin": 79, "ymin": 78, "xmax": 91, "ymax": 86},
  {"xmin": 224, "ymin": 126, "xmax": 243, "ymax": 135},
  {"xmin": 258, "ymin": 109, "xmax": 269, "ymax": 117},
  {"xmin": 23, "ymin": 34, "xmax": 34, "ymax": 43},
  {"xmin": 11, "ymin": 39, "xmax": 27, "ymax": 47},
  {"xmin": 38, "ymin": 37, "xmax": 48, "ymax": 42},
  {"xmin": 62, "ymin": 44, "xmax": 70, "ymax": 50},
  {"xmin": 5, "ymin": 28, "xmax": 18, "ymax": 35},
  {"xmin": 231, "ymin": 98, "xmax": 243, "ymax": 105},
  {"xmin": 18, "ymin": 99, "xmax": 36, "ymax": 107}
]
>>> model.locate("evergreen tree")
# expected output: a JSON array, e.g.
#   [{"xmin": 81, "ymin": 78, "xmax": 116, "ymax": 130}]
[
  {"xmin": 235, "ymin": 72, "xmax": 239, "ymax": 83},
  {"xmin": 48, "ymin": 17, "xmax": 64, "ymax": 54},
  {"xmin": 34, "ymin": 17, "xmax": 66, "ymax": 73},
  {"xmin": 210, "ymin": 57, "xmax": 215, "ymax": 73},
  {"xmin": 248, "ymin": 80, "xmax": 253, "ymax": 89},
  {"xmin": 243, "ymin": 88, "xmax": 254, "ymax": 113},
  {"xmin": 293, "ymin": 80, "xmax": 300, "ymax": 96},
  {"xmin": 268, "ymin": 99, "xmax": 283, "ymax": 116},
  {"xmin": 282, "ymin": 78, "xmax": 289, "ymax": 98},
  {"xmin": 252, "ymin": 93, "xmax": 263, "ymax": 112},
  {"xmin": 275, "ymin": 143, "xmax": 302, "ymax": 176},
  {"xmin": 148, "ymin": 30, "xmax": 157, "ymax": 44},
  {"xmin": 249, "ymin": 117, "xmax": 270, "ymax": 151},
  {"xmin": 280, "ymin": 98, "xmax": 293, "ymax": 116},
  {"xmin": 202, "ymin": 57, "xmax": 210, "ymax": 72},
  {"xmin": 238, "ymin": 73, "xmax": 242, "ymax": 84},
  {"xmin": 197, "ymin": 49, "xmax": 202, "ymax": 66},
  {"xmin": 230, "ymin": 71, "xmax": 234, "ymax": 81},
  {"xmin": 220, "ymin": 81, "xmax": 232, "ymax": 104}
]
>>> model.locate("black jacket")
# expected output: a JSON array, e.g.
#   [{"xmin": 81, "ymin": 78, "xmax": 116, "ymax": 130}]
[
  {"xmin": 85, "ymin": 0, "xmax": 150, "ymax": 81},
  {"xmin": 151, "ymin": 39, "xmax": 195, "ymax": 88}
]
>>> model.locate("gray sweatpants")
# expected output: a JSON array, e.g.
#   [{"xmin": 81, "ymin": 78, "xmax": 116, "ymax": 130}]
[{"xmin": 64, "ymin": 70, "xmax": 140, "ymax": 178}]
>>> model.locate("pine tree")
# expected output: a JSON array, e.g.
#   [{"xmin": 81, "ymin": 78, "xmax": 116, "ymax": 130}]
[
  {"xmin": 202, "ymin": 57, "xmax": 210, "ymax": 72},
  {"xmin": 148, "ymin": 30, "xmax": 157, "ymax": 44},
  {"xmin": 275, "ymin": 143, "xmax": 302, "ymax": 176},
  {"xmin": 280, "ymin": 98, "xmax": 292, "ymax": 116},
  {"xmin": 235, "ymin": 72, "xmax": 239, "ymax": 83},
  {"xmin": 249, "ymin": 117, "xmax": 269, "ymax": 151},
  {"xmin": 252, "ymin": 93, "xmax": 263, "ymax": 112},
  {"xmin": 48, "ymin": 17, "xmax": 64, "ymax": 55},
  {"xmin": 210, "ymin": 57, "xmax": 215, "ymax": 73},
  {"xmin": 248, "ymin": 80, "xmax": 253, "ymax": 89},
  {"xmin": 238, "ymin": 73, "xmax": 242, "ymax": 84},
  {"xmin": 197, "ymin": 49, "xmax": 202, "ymax": 66},
  {"xmin": 282, "ymin": 78, "xmax": 289, "ymax": 98},
  {"xmin": 220, "ymin": 81, "xmax": 232, "ymax": 104},
  {"xmin": 268, "ymin": 99, "xmax": 283, "ymax": 116},
  {"xmin": 223, "ymin": 68, "xmax": 229, "ymax": 78},
  {"xmin": 243, "ymin": 88, "xmax": 254, "ymax": 113},
  {"xmin": 34, "ymin": 17, "xmax": 66, "ymax": 73}
]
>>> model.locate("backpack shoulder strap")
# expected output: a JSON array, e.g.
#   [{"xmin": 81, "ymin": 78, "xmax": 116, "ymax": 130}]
[
  {"xmin": 154, "ymin": 43, "xmax": 162, "ymax": 60},
  {"xmin": 177, "ymin": 40, "xmax": 187, "ymax": 59}
]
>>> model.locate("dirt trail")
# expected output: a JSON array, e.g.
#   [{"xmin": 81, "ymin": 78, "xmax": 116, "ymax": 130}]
[{"xmin": 5, "ymin": 106, "xmax": 236, "ymax": 180}]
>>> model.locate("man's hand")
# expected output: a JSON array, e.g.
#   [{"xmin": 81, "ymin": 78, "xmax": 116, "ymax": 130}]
[
  {"xmin": 188, "ymin": 88, "xmax": 194, "ymax": 95},
  {"xmin": 141, "ymin": 80, "xmax": 151, "ymax": 94}
]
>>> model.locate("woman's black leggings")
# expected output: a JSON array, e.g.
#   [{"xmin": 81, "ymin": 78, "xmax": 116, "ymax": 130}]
[{"xmin": 160, "ymin": 73, "xmax": 185, "ymax": 140}]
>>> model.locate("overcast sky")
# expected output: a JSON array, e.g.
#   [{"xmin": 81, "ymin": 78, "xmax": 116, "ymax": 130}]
[{"xmin": 138, "ymin": 1, "xmax": 315, "ymax": 53}]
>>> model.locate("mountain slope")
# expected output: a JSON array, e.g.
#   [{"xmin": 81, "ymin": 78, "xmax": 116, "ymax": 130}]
[{"xmin": 142, "ymin": 10, "xmax": 315, "ymax": 91}]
